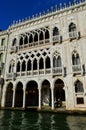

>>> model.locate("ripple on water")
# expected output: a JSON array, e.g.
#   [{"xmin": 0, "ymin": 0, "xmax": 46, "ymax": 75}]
[{"xmin": 0, "ymin": 110, "xmax": 86, "ymax": 130}]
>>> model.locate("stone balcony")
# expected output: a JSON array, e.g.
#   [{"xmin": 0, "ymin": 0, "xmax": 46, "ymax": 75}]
[
  {"xmin": 72, "ymin": 64, "xmax": 82, "ymax": 74},
  {"xmin": 53, "ymin": 35, "xmax": 61, "ymax": 43},
  {"xmin": 6, "ymin": 67, "xmax": 63, "ymax": 79},
  {"xmin": 69, "ymin": 31, "xmax": 80, "ymax": 40}
]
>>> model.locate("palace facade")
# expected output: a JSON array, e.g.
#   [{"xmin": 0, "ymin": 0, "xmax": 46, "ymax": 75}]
[{"xmin": 0, "ymin": 1, "xmax": 86, "ymax": 111}]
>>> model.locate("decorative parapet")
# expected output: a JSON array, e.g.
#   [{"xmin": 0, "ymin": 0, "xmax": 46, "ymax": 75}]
[{"xmin": 9, "ymin": 0, "xmax": 86, "ymax": 31}]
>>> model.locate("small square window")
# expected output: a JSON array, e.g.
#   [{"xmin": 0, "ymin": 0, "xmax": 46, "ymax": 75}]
[{"xmin": 77, "ymin": 97, "xmax": 84, "ymax": 104}]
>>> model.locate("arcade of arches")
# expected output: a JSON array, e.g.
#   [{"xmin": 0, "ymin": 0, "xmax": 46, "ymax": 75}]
[
  {"xmin": 5, "ymin": 79, "xmax": 85, "ymax": 109},
  {"xmin": 5, "ymin": 79, "xmax": 67, "ymax": 109}
]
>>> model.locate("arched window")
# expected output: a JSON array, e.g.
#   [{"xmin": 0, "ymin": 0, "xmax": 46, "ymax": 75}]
[
  {"xmin": 9, "ymin": 64, "xmax": 11, "ymax": 73},
  {"xmin": 29, "ymin": 34, "xmax": 33, "ymax": 43},
  {"xmin": 53, "ymin": 56, "xmax": 62, "ymax": 67},
  {"xmin": 69, "ymin": 23, "xmax": 76, "ymax": 32},
  {"xmin": 27, "ymin": 60, "xmax": 31, "ymax": 71},
  {"xmin": 75, "ymin": 80, "xmax": 84, "ymax": 93},
  {"xmin": 24, "ymin": 35, "xmax": 28, "ymax": 44},
  {"xmin": 22, "ymin": 61, "xmax": 26, "ymax": 71},
  {"xmin": 72, "ymin": 53, "xmax": 80, "ymax": 65},
  {"xmin": 16, "ymin": 61, "xmax": 20, "ymax": 72},
  {"xmin": 33, "ymin": 58, "xmax": 37, "ymax": 70},
  {"xmin": 45, "ymin": 57, "xmax": 51, "ymax": 68},
  {"xmin": 53, "ymin": 27, "xmax": 59, "ymax": 36},
  {"xmin": 34, "ymin": 33, "xmax": 38, "ymax": 42},
  {"xmin": 9, "ymin": 62, "xmax": 15, "ymax": 73},
  {"xmin": 39, "ymin": 57, "xmax": 44, "ymax": 69},
  {"xmin": 19, "ymin": 37, "xmax": 23, "ymax": 45},
  {"xmin": 45, "ymin": 30, "xmax": 49, "ymax": 39},
  {"xmin": 12, "ymin": 38, "xmax": 17, "ymax": 46},
  {"xmin": 39, "ymin": 31, "xmax": 44, "ymax": 40}
]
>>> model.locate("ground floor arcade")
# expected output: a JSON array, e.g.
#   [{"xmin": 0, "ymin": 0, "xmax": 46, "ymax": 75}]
[{"xmin": 1, "ymin": 77, "xmax": 86, "ymax": 110}]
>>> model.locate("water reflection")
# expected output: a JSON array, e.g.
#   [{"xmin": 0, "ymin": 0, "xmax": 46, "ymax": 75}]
[
  {"xmin": 66, "ymin": 116, "xmax": 86, "ymax": 130},
  {"xmin": 0, "ymin": 110, "xmax": 86, "ymax": 130}
]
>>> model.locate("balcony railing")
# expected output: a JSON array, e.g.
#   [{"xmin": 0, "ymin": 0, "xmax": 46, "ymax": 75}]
[
  {"xmin": 53, "ymin": 67, "xmax": 62, "ymax": 75},
  {"xmin": 69, "ymin": 31, "xmax": 79, "ymax": 40},
  {"xmin": 0, "ymin": 46, "xmax": 5, "ymax": 51},
  {"xmin": 6, "ymin": 73, "xmax": 13, "ymax": 79},
  {"xmin": 18, "ymin": 39, "xmax": 50, "ymax": 51},
  {"xmin": 72, "ymin": 64, "xmax": 81, "ymax": 74},
  {"xmin": 53, "ymin": 35, "xmax": 60, "ymax": 43}
]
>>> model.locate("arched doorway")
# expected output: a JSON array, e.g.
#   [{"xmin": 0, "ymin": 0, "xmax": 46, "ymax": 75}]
[
  {"xmin": 5, "ymin": 83, "xmax": 13, "ymax": 107},
  {"xmin": 41, "ymin": 80, "xmax": 51, "ymax": 106},
  {"xmin": 15, "ymin": 82, "xmax": 23, "ymax": 107},
  {"xmin": 25, "ymin": 81, "xmax": 38, "ymax": 107},
  {"xmin": 54, "ymin": 79, "xmax": 65, "ymax": 107}
]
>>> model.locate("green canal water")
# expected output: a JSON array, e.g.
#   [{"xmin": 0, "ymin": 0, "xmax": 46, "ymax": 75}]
[{"xmin": 0, "ymin": 110, "xmax": 86, "ymax": 130}]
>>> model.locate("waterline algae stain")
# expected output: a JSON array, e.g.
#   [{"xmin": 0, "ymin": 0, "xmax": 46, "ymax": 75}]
[{"xmin": 0, "ymin": 110, "xmax": 86, "ymax": 130}]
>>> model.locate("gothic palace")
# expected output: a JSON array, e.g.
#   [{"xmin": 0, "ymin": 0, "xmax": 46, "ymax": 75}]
[{"xmin": 0, "ymin": 1, "xmax": 86, "ymax": 111}]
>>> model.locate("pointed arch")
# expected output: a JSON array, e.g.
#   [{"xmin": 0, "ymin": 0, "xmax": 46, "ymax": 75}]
[
  {"xmin": 39, "ymin": 57, "xmax": 44, "ymax": 69},
  {"xmin": 19, "ymin": 37, "xmax": 23, "ymax": 45},
  {"xmin": 33, "ymin": 58, "xmax": 37, "ymax": 70},
  {"xmin": 75, "ymin": 80, "xmax": 84, "ymax": 93},
  {"xmin": 22, "ymin": 60, "xmax": 26, "ymax": 71},
  {"xmin": 69, "ymin": 22, "xmax": 76, "ymax": 32},
  {"xmin": 24, "ymin": 35, "xmax": 28, "ymax": 44},
  {"xmin": 29, "ymin": 34, "xmax": 33, "ymax": 43},
  {"xmin": 16, "ymin": 61, "xmax": 20, "ymax": 72},
  {"xmin": 34, "ymin": 33, "xmax": 38, "ymax": 42},
  {"xmin": 72, "ymin": 52, "xmax": 80, "ymax": 65},
  {"xmin": 45, "ymin": 56, "xmax": 51, "ymax": 68},
  {"xmin": 27, "ymin": 59, "xmax": 31, "ymax": 71},
  {"xmin": 53, "ymin": 27, "xmax": 59, "ymax": 36},
  {"xmin": 5, "ymin": 82, "xmax": 13, "ymax": 107},
  {"xmin": 15, "ymin": 82, "xmax": 23, "ymax": 107},
  {"xmin": 45, "ymin": 30, "xmax": 49, "ymax": 39},
  {"xmin": 12, "ymin": 38, "xmax": 17, "ymax": 46},
  {"xmin": 39, "ymin": 31, "xmax": 44, "ymax": 40}
]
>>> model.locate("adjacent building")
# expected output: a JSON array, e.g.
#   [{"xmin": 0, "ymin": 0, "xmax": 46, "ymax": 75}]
[{"xmin": 1, "ymin": 1, "xmax": 86, "ymax": 111}]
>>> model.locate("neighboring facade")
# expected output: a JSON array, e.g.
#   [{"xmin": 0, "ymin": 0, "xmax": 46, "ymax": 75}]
[
  {"xmin": 0, "ymin": 31, "xmax": 8, "ymax": 106},
  {"xmin": 1, "ymin": 1, "xmax": 86, "ymax": 111}
]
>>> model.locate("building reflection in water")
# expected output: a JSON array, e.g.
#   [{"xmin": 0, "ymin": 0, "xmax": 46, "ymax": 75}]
[
  {"xmin": 66, "ymin": 116, "xmax": 86, "ymax": 130},
  {"xmin": 0, "ymin": 111, "xmax": 86, "ymax": 130}
]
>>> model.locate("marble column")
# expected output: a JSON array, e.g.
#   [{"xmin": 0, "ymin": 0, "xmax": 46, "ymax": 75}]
[
  {"xmin": 38, "ymin": 87, "xmax": 41, "ymax": 109},
  {"xmin": 23, "ymin": 88, "xmax": 26, "ymax": 108},
  {"xmin": 12, "ymin": 88, "xmax": 15, "ymax": 108},
  {"xmin": 51, "ymin": 88, "xmax": 54, "ymax": 110}
]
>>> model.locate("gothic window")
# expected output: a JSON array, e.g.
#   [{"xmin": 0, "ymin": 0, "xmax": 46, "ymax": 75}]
[
  {"xmin": 34, "ymin": 33, "xmax": 38, "ymax": 42},
  {"xmin": 27, "ymin": 60, "xmax": 31, "ymax": 71},
  {"xmin": 9, "ymin": 63, "xmax": 15, "ymax": 73},
  {"xmin": 24, "ymin": 35, "xmax": 28, "ymax": 44},
  {"xmin": 72, "ymin": 53, "xmax": 80, "ymax": 65},
  {"xmin": 53, "ymin": 27, "xmax": 59, "ymax": 36},
  {"xmin": 39, "ymin": 31, "xmax": 44, "ymax": 40},
  {"xmin": 75, "ymin": 80, "xmax": 84, "ymax": 93},
  {"xmin": 33, "ymin": 58, "xmax": 37, "ymax": 70},
  {"xmin": 45, "ymin": 30, "xmax": 49, "ymax": 39},
  {"xmin": 19, "ymin": 37, "xmax": 23, "ymax": 45},
  {"xmin": 39, "ymin": 57, "xmax": 44, "ymax": 69},
  {"xmin": 69, "ymin": 23, "xmax": 76, "ymax": 32},
  {"xmin": 16, "ymin": 61, "xmax": 20, "ymax": 72},
  {"xmin": 53, "ymin": 56, "xmax": 62, "ymax": 67},
  {"xmin": 45, "ymin": 57, "xmax": 51, "ymax": 68},
  {"xmin": 22, "ymin": 60, "xmax": 26, "ymax": 71},
  {"xmin": 12, "ymin": 38, "xmax": 17, "ymax": 46},
  {"xmin": 29, "ymin": 34, "xmax": 33, "ymax": 43}
]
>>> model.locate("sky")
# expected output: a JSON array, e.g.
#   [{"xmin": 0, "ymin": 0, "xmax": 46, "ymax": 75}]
[{"xmin": 0, "ymin": 0, "xmax": 75, "ymax": 30}]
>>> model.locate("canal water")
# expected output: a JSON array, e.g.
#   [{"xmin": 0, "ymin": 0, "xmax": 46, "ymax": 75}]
[{"xmin": 0, "ymin": 110, "xmax": 86, "ymax": 130}]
